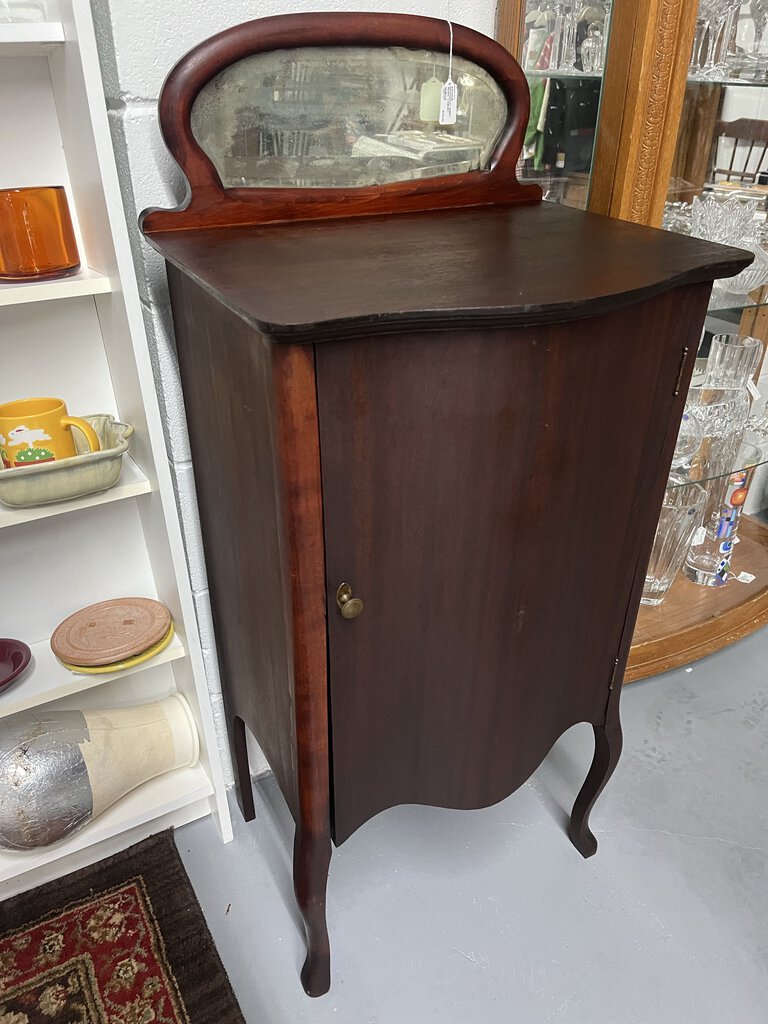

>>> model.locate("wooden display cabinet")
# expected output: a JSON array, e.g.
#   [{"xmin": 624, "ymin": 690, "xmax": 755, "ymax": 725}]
[
  {"xmin": 497, "ymin": 0, "xmax": 768, "ymax": 679},
  {"xmin": 142, "ymin": 13, "xmax": 749, "ymax": 996}
]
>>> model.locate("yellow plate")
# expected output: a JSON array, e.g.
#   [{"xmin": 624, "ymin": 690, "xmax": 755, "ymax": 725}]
[{"xmin": 59, "ymin": 623, "xmax": 175, "ymax": 675}]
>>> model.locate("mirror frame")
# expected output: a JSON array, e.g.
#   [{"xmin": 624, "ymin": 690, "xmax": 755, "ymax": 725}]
[{"xmin": 142, "ymin": 12, "xmax": 541, "ymax": 234}]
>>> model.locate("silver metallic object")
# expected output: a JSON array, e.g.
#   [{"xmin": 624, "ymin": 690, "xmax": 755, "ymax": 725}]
[
  {"xmin": 0, "ymin": 695, "xmax": 199, "ymax": 851},
  {"xmin": 0, "ymin": 710, "xmax": 92, "ymax": 849}
]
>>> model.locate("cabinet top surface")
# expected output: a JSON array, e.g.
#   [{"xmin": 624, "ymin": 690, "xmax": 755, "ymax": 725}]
[{"xmin": 149, "ymin": 202, "xmax": 750, "ymax": 341}]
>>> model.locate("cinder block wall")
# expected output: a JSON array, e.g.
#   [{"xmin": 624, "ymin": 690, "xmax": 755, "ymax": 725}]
[{"xmin": 91, "ymin": 0, "xmax": 497, "ymax": 783}]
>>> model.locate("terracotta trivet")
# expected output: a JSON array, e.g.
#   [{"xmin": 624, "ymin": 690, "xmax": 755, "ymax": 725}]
[{"xmin": 50, "ymin": 597, "xmax": 172, "ymax": 667}]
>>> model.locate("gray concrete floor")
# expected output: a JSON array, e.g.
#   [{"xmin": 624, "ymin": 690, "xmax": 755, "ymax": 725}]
[{"xmin": 177, "ymin": 629, "xmax": 768, "ymax": 1023}]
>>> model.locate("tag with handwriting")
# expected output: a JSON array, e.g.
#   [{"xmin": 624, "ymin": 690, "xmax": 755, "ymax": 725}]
[{"xmin": 439, "ymin": 78, "xmax": 458, "ymax": 125}]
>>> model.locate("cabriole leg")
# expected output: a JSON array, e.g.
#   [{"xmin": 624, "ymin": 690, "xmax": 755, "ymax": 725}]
[
  {"xmin": 568, "ymin": 719, "xmax": 623, "ymax": 858},
  {"xmin": 293, "ymin": 825, "xmax": 332, "ymax": 997},
  {"xmin": 232, "ymin": 715, "xmax": 255, "ymax": 822}
]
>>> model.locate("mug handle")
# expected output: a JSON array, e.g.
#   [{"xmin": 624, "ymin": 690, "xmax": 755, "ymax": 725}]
[{"xmin": 61, "ymin": 416, "xmax": 100, "ymax": 453}]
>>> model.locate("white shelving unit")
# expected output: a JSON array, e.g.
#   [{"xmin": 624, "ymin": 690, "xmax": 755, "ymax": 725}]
[
  {"xmin": 0, "ymin": 2, "xmax": 231, "ymax": 899},
  {"xmin": 0, "ymin": 266, "xmax": 111, "ymax": 306},
  {"xmin": 0, "ymin": 20, "xmax": 64, "ymax": 55},
  {"xmin": 0, "ymin": 633, "xmax": 187, "ymax": 719},
  {"xmin": 0, "ymin": 456, "xmax": 150, "ymax": 527}
]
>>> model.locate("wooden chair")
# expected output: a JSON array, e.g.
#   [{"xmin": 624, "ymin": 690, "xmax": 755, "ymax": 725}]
[{"xmin": 712, "ymin": 117, "xmax": 768, "ymax": 184}]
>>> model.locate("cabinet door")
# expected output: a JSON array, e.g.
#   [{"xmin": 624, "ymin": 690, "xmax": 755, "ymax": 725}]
[{"xmin": 317, "ymin": 289, "xmax": 701, "ymax": 844}]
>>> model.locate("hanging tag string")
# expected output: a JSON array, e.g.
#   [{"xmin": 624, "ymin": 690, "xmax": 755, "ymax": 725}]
[{"xmin": 439, "ymin": 19, "xmax": 458, "ymax": 125}]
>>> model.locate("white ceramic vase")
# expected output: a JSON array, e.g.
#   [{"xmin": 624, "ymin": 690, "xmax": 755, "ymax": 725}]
[{"xmin": 0, "ymin": 694, "xmax": 199, "ymax": 850}]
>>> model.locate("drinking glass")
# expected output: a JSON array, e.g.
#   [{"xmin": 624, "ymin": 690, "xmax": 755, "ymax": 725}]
[
  {"xmin": 0, "ymin": 186, "xmax": 80, "ymax": 279},
  {"xmin": 581, "ymin": 24, "xmax": 603, "ymax": 74},
  {"xmin": 683, "ymin": 443, "xmax": 762, "ymax": 586},
  {"xmin": 642, "ymin": 477, "xmax": 706, "ymax": 606}
]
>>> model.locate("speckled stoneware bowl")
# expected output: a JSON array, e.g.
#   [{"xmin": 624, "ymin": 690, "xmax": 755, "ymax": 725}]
[{"xmin": 0, "ymin": 415, "xmax": 133, "ymax": 508}]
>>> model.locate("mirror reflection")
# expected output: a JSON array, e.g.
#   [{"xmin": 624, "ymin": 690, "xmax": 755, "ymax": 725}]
[{"xmin": 190, "ymin": 46, "xmax": 507, "ymax": 189}]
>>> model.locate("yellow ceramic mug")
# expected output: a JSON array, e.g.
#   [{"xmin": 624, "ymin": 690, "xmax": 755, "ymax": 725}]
[{"xmin": 0, "ymin": 398, "xmax": 100, "ymax": 469}]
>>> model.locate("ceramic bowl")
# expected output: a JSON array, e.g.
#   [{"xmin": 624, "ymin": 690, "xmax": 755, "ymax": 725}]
[
  {"xmin": 0, "ymin": 415, "xmax": 133, "ymax": 508},
  {"xmin": 0, "ymin": 639, "xmax": 32, "ymax": 692}
]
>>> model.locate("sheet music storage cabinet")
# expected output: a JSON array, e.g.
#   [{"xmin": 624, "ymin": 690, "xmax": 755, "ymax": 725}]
[{"xmin": 142, "ymin": 12, "xmax": 749, "ymax": 996}]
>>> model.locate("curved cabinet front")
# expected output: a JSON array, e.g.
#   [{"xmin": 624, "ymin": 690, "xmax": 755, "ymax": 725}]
[{"xmin": 318, "ymin": 287, "xmax": 707, "ymax": 844}]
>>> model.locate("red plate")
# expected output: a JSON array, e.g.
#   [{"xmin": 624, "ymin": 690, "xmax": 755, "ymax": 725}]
[{"xmin": 0, "ymin": 638, "xmax": 32, "ymax": 692}]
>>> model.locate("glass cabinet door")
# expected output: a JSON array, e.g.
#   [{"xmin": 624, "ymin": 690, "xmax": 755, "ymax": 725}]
[
  {"xmin": 661, "ymin": 3, "xmax": 768, "ymax": 372},
  {"xmin": 500, "ymin": 1, "xmax": 614, "ymax": 207},
  {"xmin": 497, "ymin": 1, "xmax": 768, "ymax": 677},
  {"xmin": 664, "ymin": 4, "xmax": 768, "ymax": 308}
]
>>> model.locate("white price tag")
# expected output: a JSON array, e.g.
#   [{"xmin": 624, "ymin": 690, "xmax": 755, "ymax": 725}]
[
  {"xmin": 439, "ymin": 78, "xmax": 458, "ymax": 125},
  {"xmin": 420, "ymin": 76, "xmax": 442, "ymax": 122},
  {"xmin": 747, "ymin": 379, "xmax": 762, "ymax": 401},
  {"xmin": 691, "ymin": 526, "xmax": 707, "ymax": 547},
  {"xmin": 735, "ymin": 571, "xmax": 757, "ymax": 583}
]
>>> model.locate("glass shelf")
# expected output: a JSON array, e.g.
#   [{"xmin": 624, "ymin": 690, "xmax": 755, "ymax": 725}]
[
  {"xmin": 525, "ymin": 71, "xmax": 768, "ymax": 88},
  {"xmin": 525, "ymin": 70, "xmax": 768, "ymax": 85},
  {"xmin": 667, "ymin": 431, "xmax": 768, "ymax": 490},
  {"xmin": 525, "ymin": 69, "xmax": 602, "ymax": 81},
  {"xmin": 687, "ymin": 74, "xmax": 768, "ymax": 87},
  {"xmin": 708, "ymin": 288, "xmax": 768, "ymax": 317}
]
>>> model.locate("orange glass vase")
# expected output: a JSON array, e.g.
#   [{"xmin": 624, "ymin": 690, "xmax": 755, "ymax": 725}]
[{"xmin": 0, "ymin": 186, "xmax": 80, "ymax": 280}]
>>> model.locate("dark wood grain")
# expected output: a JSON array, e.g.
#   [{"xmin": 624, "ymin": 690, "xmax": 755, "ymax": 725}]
[
  {"xmin": 165, "ymin": 266, "xmax": 300, "ymax": 819},
  {"xmin": 271, "ymin": 344, "xmax": 332, "ymax": 998},
  {"xmin": 143, "ymin": 13, "xmax": 748, "ymax": 997},
  {"xmin": 317, "ymin": 285, "xmax": 709, "ymax": 844},
  {"xmin": 166, "ymin": 270, "xmax": 332, "ymax": 995},
  {"xmin": 570, "ymin": 294, "xmax": 702, "ymax": 856},
  {"xmin": 141, "ymin": 12, "xmax": 540, "ymax": 234},
  {"xmin": 147, "ymin": 203, "xmax": 751, "ymax": 342},
  {"xmin": 569, "ymin": 722, "xmax": 624, "ymax": 857}
]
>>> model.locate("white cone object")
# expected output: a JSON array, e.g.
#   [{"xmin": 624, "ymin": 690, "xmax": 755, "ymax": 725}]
[{"xmin": 0, "ymin": 694, "xmax": 199, "ymax": 850}]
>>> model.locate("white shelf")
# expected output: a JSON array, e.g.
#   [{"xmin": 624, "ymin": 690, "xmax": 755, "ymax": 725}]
[
  {"xmin": 0, "ymin": 0, "xmax": 232, "ymax": 892},
  {"xmin": 0, "ymin": 266, "xmax": 111, "ymax": 307},
  {"xmin": 0, "ymin": 456, "xmax": 150, "ymax": 529},
  {"xmin": 0, "ymin": 764, "xmax": 213, "ymax": 884},
  {"xmin": 0, "ymin": 632, "xmax": 186, "ymax": 719},
  {"xmin": 0, "ymin": 21, "xmax": 64, "ymax": 56}
]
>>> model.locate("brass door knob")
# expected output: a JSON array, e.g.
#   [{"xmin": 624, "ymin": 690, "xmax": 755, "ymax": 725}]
[{"xmin": 336, "ymin": 583, "xmax": 363, "ymax": 619}]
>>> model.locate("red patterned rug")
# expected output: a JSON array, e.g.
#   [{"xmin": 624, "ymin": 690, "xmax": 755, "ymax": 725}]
[{"xmin": 0, "ymin": 832, "xmax": 244, "ymax": 1024}]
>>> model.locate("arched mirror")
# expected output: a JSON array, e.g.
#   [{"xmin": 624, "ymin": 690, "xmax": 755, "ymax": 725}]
[{"xmin": 190, "ymin": 46, "xmax": 508, "ymax": 189}]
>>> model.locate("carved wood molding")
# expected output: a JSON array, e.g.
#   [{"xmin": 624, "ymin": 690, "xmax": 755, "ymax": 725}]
[
  {"xmin": 495, "ymin": 0, "xmax": 697, "ymax": 227},
  {"xmin": 590, "ymin": 0, "xmax": 698, "ymax": 226}
]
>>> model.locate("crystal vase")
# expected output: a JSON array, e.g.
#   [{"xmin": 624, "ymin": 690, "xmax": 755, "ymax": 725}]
[
  {"xmin": 642, "ymin": 477, "xmax": 706, "ymax": 605},
  {"xmin": 684, "ymin": 443, "xmax": 762, "ymax": 586}
]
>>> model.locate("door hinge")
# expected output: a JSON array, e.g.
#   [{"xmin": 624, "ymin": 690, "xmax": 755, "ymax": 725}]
[
  {"xmin": 673, "ymin": 347, "xmax": 689, "ymax": 396},
  {"xmin": 608, "ymin": 657, "xmax": 620, "ymax": 692}
]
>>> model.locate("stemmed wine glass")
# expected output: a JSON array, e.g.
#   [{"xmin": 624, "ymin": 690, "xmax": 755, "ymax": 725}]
[
  {"xmin": 702, "ymin": 0, "xmax": 741, "ymax": 77},
  {"xmin": 751, "ymin": 0, "xmax": 767, "ymax": 55},
  {"xmin": 689, "ymin": 2, "xmax": 712, "ymax": 74},
  {"xmin": 690, "ymin": 0, "xmax": 746, "ymax": 78}
]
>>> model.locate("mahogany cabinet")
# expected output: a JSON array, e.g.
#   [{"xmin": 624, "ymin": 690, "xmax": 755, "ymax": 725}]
[{"xmin": 141, "ymin": 13, "xmax": 749, "ymax": 996}]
